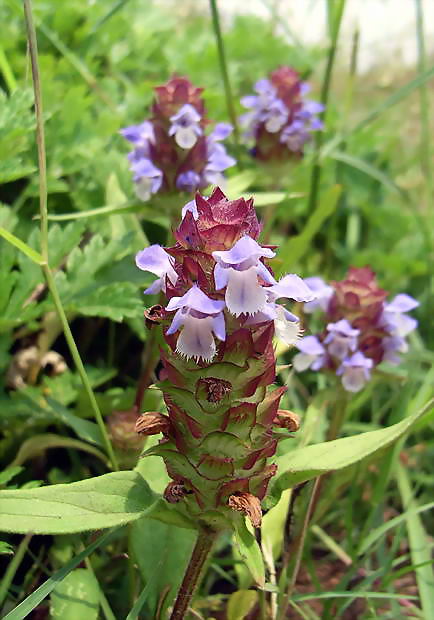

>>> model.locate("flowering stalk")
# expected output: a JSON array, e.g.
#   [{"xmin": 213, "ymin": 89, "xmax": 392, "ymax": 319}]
[
  {"xmin": 293, "ymin": 267, "xmax": 419, "ymax": 393},
  {"xmin": 135, "ymin": 188, "xmax": 314, "ymax": 555},
  {"xmin": 240, "ymin": 67, "xmax": 324, "ymax": 163},
  {"xmin": 121, "ymin": 77, "xmax": 235, "ymax": 203}
]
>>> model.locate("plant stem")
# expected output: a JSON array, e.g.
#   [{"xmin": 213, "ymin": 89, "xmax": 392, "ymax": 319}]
[
  {"xmin": 43, "ymin": 267, "xmax": 119, "ymax": 470},
  {"xmin": 23, "ymin": 0, "xmax": 119, "ymax": 471},
  {"xmin": 209, "ymin": 0, "xmax": 240, "ymax": 146},
  {"xmin": 0, "ymin": 534, "xmax": 32, "ymax": 608},
  {"xmin": 23, "ymin": 0, "xmax": 48, "ymax": 264},
  {"xmin": 169, "ymin": 528, "xmax": 218, "ymax": 620},
  {"xmin": 414, "ymin": 0, "xmax": 433, "ymax": 207},
  {"xmin": 277, "ymin": 478, "xmax": 320, "ymax": 620},
  {"xmin": 306, "ymin": 0, "xmax": 346, "ymax": 214}
]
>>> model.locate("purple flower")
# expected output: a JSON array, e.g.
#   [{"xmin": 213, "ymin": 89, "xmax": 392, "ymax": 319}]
[
  {"xmin": 202, "ymin": 125, "xmax": 236, "ymax": 187},
  {"xmin": 336, "ymin": 351, "xmax": 373, "ymax": 393},
  {"xmin": 293, "ymin": 336, "xmax": 326, "ymax": 372},
  {"xmin": 382, "ymin": 335, "xmax": 409, "ymax": 365},
  {"xmin": 120, "ymin": 121, "xmax": 155, "ymax": 151},
  {"xmin": 280, "ymin": 120, "xmax": 310, "ymax": 152},
  {"xmin": 136, "ymin": 245, "xmax": 178, "ymax": 294},
  {"xmin": 240, "ymin": 79, "xmax": 286, "ymax": 136},
  {"xmin": 247, "ymin": 274, "xmax": 315, "ymax": 345},
  {"xmin": 166, "ymin": 285, "xmax": 225, "ymax": 362},
  {"xmin": 324, "ymin": 319, "xmax": 360, "ymax": 360},
  {"xmin": 303, "ymin": 277, "xmax": 333, "ymax": 313},
  {"xmin": 129, "ymin": 158, "xmax": 163, "ymax": 201},
  {"xmin": 176, "ymin": 171, "xmax": 201, "ymax": 192},
  {"xmin": 381, "ymin": 294, "xmax": 419, "ymax": 337},
  {"xmin": 240, "ymin": 72, "xmax": 324, "ymax": 157},
  {"xmin": 169, "ymin": 104, "xmax": 202, "ymax": 149},
  {"xmin": 212, "ymin": 236, "xmax": 275, "ymax": 316}
]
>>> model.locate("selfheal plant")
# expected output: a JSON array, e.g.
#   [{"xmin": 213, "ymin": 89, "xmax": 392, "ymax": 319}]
[
  {"xmin": 240, "ymin": 66, "xmax": 324, "ymax": 161},
  {"xmin": 134, "ymin": 187, "xmax": 315, "ymax": 531},
  {"xmin": 293, "ymin": 267, "xmax": 419, "ymax": 392},
  {"xmin": 121, "ymin": 77, "xmax": 236, "ymax": 201}
]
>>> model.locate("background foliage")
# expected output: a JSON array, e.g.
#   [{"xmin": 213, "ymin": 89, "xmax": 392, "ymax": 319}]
[{"xmin": 1, "ymin": 0, "xmax": 433, "ymax": 618}]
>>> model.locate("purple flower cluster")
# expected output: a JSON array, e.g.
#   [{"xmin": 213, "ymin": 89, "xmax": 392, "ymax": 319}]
[
  {"xmin": 240, "ymin": 66, "xmax": 324, "ymax": 161},
  {"xmin": 293, "ymin": 272, "xmax": 419, "ymax": 393},
  {"xmin": 121, "ymin": 77, "xmax": 235, "ymax": 201},
  {"xmin": 136, "ymin": 194, "xmax": 315, "ymax": 362}
]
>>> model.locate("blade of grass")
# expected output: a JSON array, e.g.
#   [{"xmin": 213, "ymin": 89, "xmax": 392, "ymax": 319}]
[
  {"xmin": 40, "ymin": 201, "xmax": 147, "ymax": 221},
  {"xmin": 396, "ymin": 463, "xmax": 434, "ymax": 619},
  {"xmin": 90, "ymin": 0, "xmax": 133, "ymax": 34},
  {"xmin": 83, "ymin": 556, "xmax": 117, "ymax": 620},
  {"xmin": 125, "ymin": 558, "xmax": 165, "ymax": 620},
  {"xmin": 414, "ymin": 0, "xmax": 433, "ymax": 205},
  {"xmin": 330, "ymin": 151, "xmax": 407, "ymax": 198},
  {"xmin": 0, "ymin": 535, "xmax": 32, "ymax": 609},
  {"xmin": 0, "ymin": 45, "xmax": 17, "ymax": 92},
  {"xmin": 3, "ymin": 529, "xmax": 117, "ymax": 620},
  {"xmin": 276, "ymin": 184, "xmax": 341, "ymax": 275},
  {"xmin": 23, "ymin": 0, "xmax": 119, "ymax": 471},
  {"xmin": 358, "ymin": 500, "xmax": 434, "ymax": 556},
  {"xmin": 306, "ymin": 0, "xmax": 346, "ymax": 214},
  {"xmin": 0, "ymin": 226, "xmax": 44, "ymax": 264},
  {"xmin": 209, "ymin": 0, "xmax": 240, "ymax": 146}
]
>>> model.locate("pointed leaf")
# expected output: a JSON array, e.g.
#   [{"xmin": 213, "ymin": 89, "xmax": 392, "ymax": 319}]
[
  {"xmin": 269, "ymin": 398, "xmax": 433, "ymax": 505},
  {"xmin": 233, "ymin": 517, "xmax": 265, "ymax": 588},
  {"xmin": 0, "ymin": 471, "xmax": 156, "ymax": 534}
]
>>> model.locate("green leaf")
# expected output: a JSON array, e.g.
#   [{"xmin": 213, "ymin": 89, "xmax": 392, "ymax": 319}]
[
  {"xmin": 68, "ymin": 281, "xmax": 142, "ymax": 321},
  {"xmin": 0, "ymin": 226, "xmax": 44, "ymax": 265},
  {"xmin": 358, "ymin": 500, "xmax": 434, "ymax": 556},
  {"xmin": 0, "ymin": 466, "xmax": 23, "ymax": 487},
  {"xmin": 244, "ymin": 191, "xmax": 303, "ymax": 207},
  {"xmin": 233, "ymin": 517, "xmax": 265, "ymax": 588},
  {"xmin": 269, "ymin": 398, "xmax": 433, "ymax": 505},
  {"xmin": 0, "ymin": 471, "xmax": 156, "ymax": 534},
  {"xmin": 44, "ymin": 201, "xmax": 144, "ymax": 221},
  {"xmin": 330, "ymin": 150, "xmax": 406, "ymax": 198},
  {"xmin": 226, "ymin": 170, "xmax": 256, "ymax": 196},
  {"xmin": 50, "ymin": 569, "xmax": 99, "ymax": 620},
  {"xmin": 227, "ymin": 590, "xmax": 258, "ymax": 620},
  {"xmin": 397, "ymin": 464, "xmax": 434, "ymax": 619},
  {"xmin": 276, "ymin": 184, "xmax": 341, "ymax": 275},
  {"xmin": 2, "ymin": 529, "xmax": 116, "ymax": 620},
  {"xmin": 130, "ymin": 517, "xmax": 196, "ymax": 618},
  {"xmin": 8, "ymin": 434, "xmax": 107, "ymax": 468},
  {"xmin": 0, "ymin": 541, "xmax": 14, "ymax": 555}
]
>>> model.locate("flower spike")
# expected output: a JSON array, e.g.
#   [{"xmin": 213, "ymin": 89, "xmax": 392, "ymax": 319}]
[
  {"xmin": 135, "ymin": 188, "xmax": 309, "ymax": 528},
  {"xmin": 293, "ymin": 267, "xmax": 419, "ymax": 392}
]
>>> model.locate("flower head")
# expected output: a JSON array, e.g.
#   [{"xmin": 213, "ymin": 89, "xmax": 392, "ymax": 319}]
[
  {"xmin": 135, "ymin": 188, "xmax": 309, "ymax": 528},
  {"xmin": 293, "ymin": 267, "xmax": 419, "ymax": 391},
  {"xmin": 240, "ymin": 67, "xmax": 324, "ymax": 161},
  {"xmin": 121, "ymin": 77, "xmax": 235, "ymax": 201}
]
